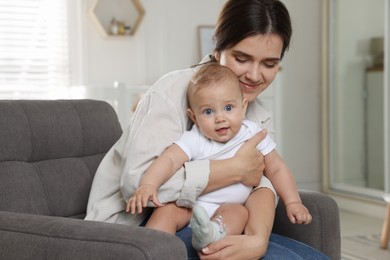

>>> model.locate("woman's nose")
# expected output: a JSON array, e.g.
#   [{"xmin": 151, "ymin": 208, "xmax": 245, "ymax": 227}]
[{"xmin": 246, "ymin": 64, "xmax": 262, "ymax": 82}]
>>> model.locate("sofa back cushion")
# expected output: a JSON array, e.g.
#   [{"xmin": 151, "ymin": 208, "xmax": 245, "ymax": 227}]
[{"xmin": 0, "ymin": 100, "xmax": 122, "ymax": 218}]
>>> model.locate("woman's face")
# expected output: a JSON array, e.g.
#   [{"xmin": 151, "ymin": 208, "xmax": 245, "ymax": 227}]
[{"xmin": 216, "ymin": 34, "xmax": 283, "ymax": 102}]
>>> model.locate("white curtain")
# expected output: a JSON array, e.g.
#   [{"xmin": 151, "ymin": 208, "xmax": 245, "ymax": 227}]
[{"xmin": 0, "ymin": 0, "xmax": 69, "ymax": 98}]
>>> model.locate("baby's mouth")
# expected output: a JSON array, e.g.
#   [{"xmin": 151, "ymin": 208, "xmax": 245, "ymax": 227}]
[{"xmin": 216, "ymin": 127, "xmax": 229, "ymax": 133}]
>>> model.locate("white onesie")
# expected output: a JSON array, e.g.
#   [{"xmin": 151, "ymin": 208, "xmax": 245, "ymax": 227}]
[{"xmin": 174, "ymin": 119, "xmax": 276, "ymax": 217}]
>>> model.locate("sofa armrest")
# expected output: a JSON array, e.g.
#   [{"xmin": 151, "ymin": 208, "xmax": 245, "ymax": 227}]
[
  {"xmin": 272, "ymin": 190, "xmax": 341, "ymax": 260},
  {"xmin": 0, "ymin": 211, "xmax": 186, "ymax": 260}
]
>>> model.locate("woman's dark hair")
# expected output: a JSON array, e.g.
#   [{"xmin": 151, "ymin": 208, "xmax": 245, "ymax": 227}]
[{"xmin": 213, "ymin": 0, "xmax": 292, "ymax": 59}]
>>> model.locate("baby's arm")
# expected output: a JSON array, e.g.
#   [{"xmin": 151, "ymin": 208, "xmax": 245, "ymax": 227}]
[
  {"xmin": 263, "ymin": 150, "xmax": 312, "ymax": 224},
  {"xmin": 126, "ymin": 144, "xmax": 189, "ymax": 214}
]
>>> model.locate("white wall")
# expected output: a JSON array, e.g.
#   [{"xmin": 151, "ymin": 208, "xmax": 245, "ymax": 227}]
[
  {"xmin": 279, "ymin": 0, "xmax": 323, "ymax": 190},
  {"xmin": 82, "ymin": 0, "xmax": 226, "ymax": 87},
  {"xmin": 79, "ymin": 0, "xmax": 324, "ymax": 191}
]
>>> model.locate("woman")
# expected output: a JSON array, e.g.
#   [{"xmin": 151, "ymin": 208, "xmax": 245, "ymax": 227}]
[{"xmin": 86, "ymin": 0, "xmax": 329, "ymax": 259}]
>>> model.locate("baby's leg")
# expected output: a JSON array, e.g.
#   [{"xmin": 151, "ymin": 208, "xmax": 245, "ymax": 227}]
[
  {"xmin": 213, "ymin": 203, "xmax": 249, "ymax": 235},
  {"xmin": 191, "ymin": 203, "xmax": 249, "ymax": 251},
  {"xmin": 146, "ymin": 202, "xmax": 192, "ymax": 234}
]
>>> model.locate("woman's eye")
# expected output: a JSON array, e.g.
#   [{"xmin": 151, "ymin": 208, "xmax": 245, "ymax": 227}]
[
  {"xmin": 224, "ymin": 105, "xmax": 233, "ymax": 112},
  {"xmin": 235, "ymin": 57, "xmax": 247, "ymax": 63},
  {"xmin": 203, "ymin": 108, "xmax": 213, "ymax": 115},
  {"xmin": 264, "ymin": 62, "xmax": 278, "ymax": 68}
]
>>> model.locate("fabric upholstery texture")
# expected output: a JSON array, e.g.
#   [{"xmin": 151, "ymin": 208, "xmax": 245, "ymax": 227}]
[
  {"xmin": 0, "ymin": 100, "xmax": 120, "ymax": 218},
  {"xmin": 0, "ymin": 99, "xmax": 339, "ymax": 260},
  {"xmin": 0, "ymin": 99, "xmax": 187, "ymax": 259},
  {"xmin": 273, "ymin": 190, "xmax": 341, "ymax": 259},
  {"xmin": 0, "ymin": 211, "xmax": 184, "ymax": 260}
]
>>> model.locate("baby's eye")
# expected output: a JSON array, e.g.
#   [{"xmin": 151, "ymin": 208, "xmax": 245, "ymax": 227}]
[
  {"xmin": 224, "ymin": 105, "xmax": 233, "ymax": 112},
  {"xmin": 203, "ymin": 108, "xmax": 213, "ymax": 115}
]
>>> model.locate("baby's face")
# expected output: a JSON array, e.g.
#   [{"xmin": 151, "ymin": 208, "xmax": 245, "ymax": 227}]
[{"xmin": 187, "ymin": 79, "xmax": 247, "ymax": 143}]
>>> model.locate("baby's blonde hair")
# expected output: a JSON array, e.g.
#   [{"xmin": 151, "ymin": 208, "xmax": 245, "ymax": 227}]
[{"xmin": 187, "ymin": 63, "xmax": 241, "ymax": 108}]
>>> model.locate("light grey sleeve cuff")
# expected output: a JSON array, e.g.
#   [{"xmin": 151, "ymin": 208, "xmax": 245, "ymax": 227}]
[{"xmin": 176, "ymin": 160, "xmax": 210, "ymax": 208}]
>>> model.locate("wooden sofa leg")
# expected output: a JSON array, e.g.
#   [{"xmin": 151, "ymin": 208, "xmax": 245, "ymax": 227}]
[{"xmin": 381, "ymin": 201, "xmax": 390, "ymax": 249}]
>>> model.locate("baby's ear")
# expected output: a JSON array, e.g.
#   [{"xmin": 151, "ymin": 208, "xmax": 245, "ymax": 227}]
[
  {"xmin": 187, "ymin": 109, "xmax": 197, "ymax": 125},
  {"xmin": 242, "ymin": 98, "xmax": 248, "ymax": 117}
]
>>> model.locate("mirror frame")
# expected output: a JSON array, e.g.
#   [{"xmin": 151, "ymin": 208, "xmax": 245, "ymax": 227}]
[
  {"xmin": 322, "ymin": 0, "xmax": 390, "ymax": 201},
  {"xmin": 89, "ymin": 0, "xmax": 145, "ymax": 37}
]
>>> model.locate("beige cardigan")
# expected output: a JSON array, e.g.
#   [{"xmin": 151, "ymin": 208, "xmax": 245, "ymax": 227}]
[{"xmin": 85, "ymin": 64, "xmax": 276, "ymax": 225}]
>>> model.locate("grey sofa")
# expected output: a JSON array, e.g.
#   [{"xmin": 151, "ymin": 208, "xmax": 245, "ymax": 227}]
[{"xmin": 0, "ymin": 99, "xmax": 340, "ymax": 260}]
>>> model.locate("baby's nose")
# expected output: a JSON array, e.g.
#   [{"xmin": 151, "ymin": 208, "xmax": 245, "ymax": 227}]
[{"xmin": 215, "ymin": 113, "xmax": 226, "ymax": 123}]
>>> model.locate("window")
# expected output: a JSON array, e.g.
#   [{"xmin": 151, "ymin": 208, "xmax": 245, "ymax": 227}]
[{"xmin": 0, "ymin": 0, "xmax": 71, "ymax": 99}]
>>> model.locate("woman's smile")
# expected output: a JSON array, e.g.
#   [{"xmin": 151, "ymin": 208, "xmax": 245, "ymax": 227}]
[{"xmin": 239, "ymin": 80, "xmax": 261, "ymax": 90}]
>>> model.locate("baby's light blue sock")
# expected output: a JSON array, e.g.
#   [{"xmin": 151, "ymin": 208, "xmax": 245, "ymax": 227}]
[{"xmin": 190, "ymin": 205, "xmax": 226, "ymax": 251}]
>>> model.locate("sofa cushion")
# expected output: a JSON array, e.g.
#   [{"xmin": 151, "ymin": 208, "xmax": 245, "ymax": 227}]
[{"xmin": 0, "ymin": 100, "xmax": 122, "ymax": 218}]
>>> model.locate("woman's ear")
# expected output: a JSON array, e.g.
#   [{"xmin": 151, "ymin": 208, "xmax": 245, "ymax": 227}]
[
  {"xmin": 214, "ymin": 51, "xmax": 220, "ymax": 61},
  {"xmin": 187, "ymin": 108, "xmax": 197, "ymax": 125}
]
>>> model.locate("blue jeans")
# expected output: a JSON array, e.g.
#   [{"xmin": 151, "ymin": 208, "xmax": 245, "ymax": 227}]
[{"xmin": 176, "ymin": 227, "xmax": 330, "ymax": 260}]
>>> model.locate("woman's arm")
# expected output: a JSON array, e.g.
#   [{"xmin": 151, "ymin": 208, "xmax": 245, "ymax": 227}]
[
  {"xmin": 119, "ymin": 71, "xmax": 192, "ymax": 203},
  {"xmin": 177, "ymin": 130, "xmax": 270, "ymax": 208},
  {"xmin": 203, "ymin": 130, "xmax": 268, "ymax": 194}
]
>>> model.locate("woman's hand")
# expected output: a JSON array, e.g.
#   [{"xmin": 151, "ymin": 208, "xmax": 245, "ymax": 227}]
[
  {"xmin": 198, "ymin": 234, "xmax": 268, "ymax": 260},
  {"xmin": 234, "ymin": 130, "xmax": 267, "ymax": 187},
  {"xmin": 204, "ymin": 130, "xmax": 267, "ymax": 194}
]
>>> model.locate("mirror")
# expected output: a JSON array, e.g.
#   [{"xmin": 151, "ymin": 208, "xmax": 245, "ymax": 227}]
[{"xmin": 324, "ymin": 0, "xmax": 389, "ymax": 199}]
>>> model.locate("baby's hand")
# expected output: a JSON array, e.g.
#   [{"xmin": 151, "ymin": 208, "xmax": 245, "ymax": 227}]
[
  {"xmin": 126, "ymin": 184, "xmax": 163, "ymax": 214},
  {"xmin": 285, "ymin": 202, "xmax": 312, "ymax": 224}
]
